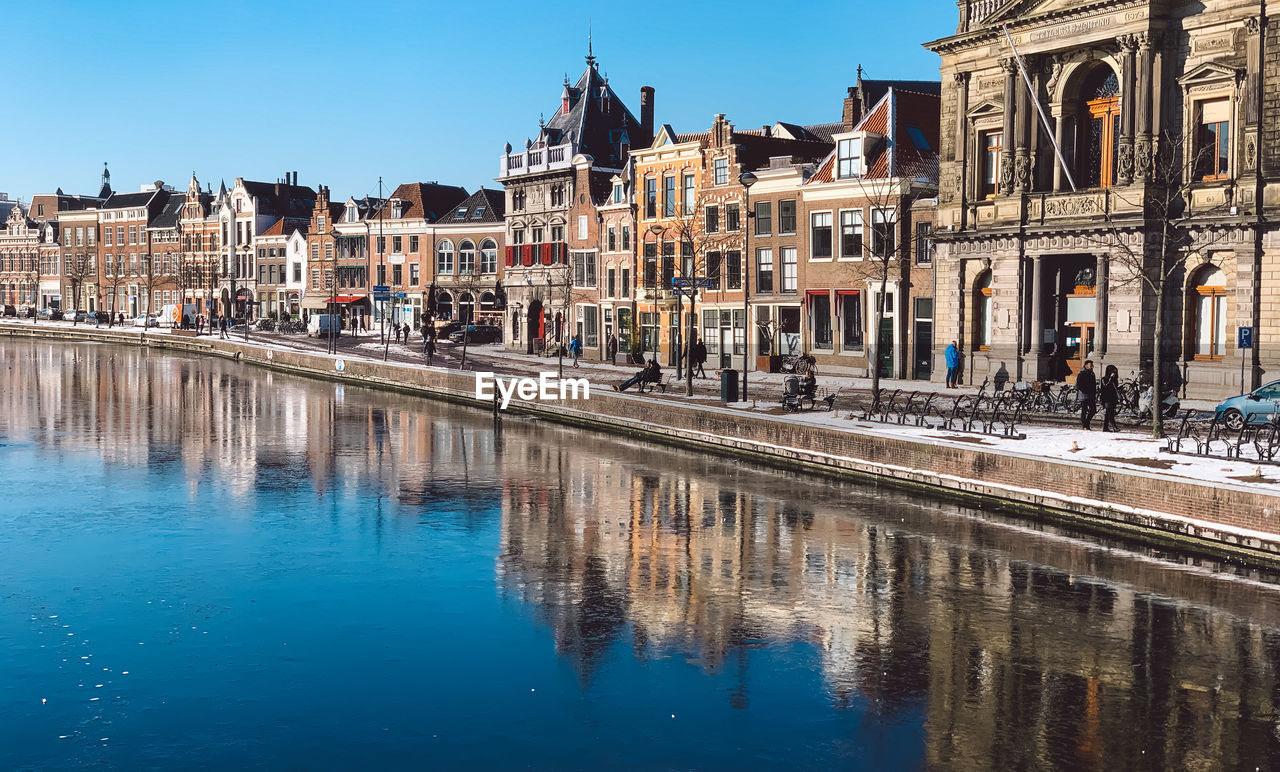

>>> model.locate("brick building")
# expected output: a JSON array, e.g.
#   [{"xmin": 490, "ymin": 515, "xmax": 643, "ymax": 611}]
[
  {"xmin": 178, "ymin": 173, "xmax": 222, "ymax": 316},
  {"xmin": 498, "ymin": 47, "xmax": 653, "ymax": 354},
  {"xmin": 0, "ymin": 202, "xmax": 39, "ymax": 310},
  {"xmin": 254, "ymin": 217, "xmax": 308, "ymax": 319},
  {"xmin": 427, "ymin": 187, "xmax": 505, "ymax": 330},
  {"xmin": 96, "ymin": 181, "xmax": 172, "ymax": 320},
  {"xmin": 225, "ymin": 175, "xmax": 315, "ymax": 319}
]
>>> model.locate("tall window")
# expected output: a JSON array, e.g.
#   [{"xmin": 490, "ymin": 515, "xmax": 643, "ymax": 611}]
[
  {"xmin": 726, "ymin": 250, "xmax": 741, "ymax": 290},
  {"xmin": 810, "ymin": 212, "xmax": 832, "ymax": 259},
  {"xmin": 780, "ymin": 247, "xmax": 797, "ymax": 293},
  {"xmin": 981, "ymin": 131, "xmax": 1002, "ymax": 198},
  {"xmin": 607, "ymin": 226, "xmax": 617, "ymax": 252},
  {"xmin": 661, "ymin": 242, "xmax": 675, "ymax": 286},
  {"xmin": 840, "ymin": 292, "xmax": 863, "ymax": 350},
  {"xmin": 840, "ymin": 210, "xmax": 864, "ymax": 258},
  {"xmin": 837, "ymin": 138, "xmax": 862, "ymax": 178},
  {"xmin": 779, "ymin": 199, "xmax": 797, "ymax": 234},
  {"xmin": 645, "ymin": 178, "xmax": 657, "ymax": 219},
  {"xmin": 480, "ymin": 239, "xmax": 497, "ymax": 274},
  {"xmin": 1196, "ymin": 99, "xmax": 1231, "ymax": 180},
  {"xmin": 726, "ymin": 204, "xmax": 740, "ymax": 232},
  {"xmin": 436, "ymin": 239, "xmax": 454, "ymax": 275},
  {"xmin": 756, "ymin": 248, "xmax": 773, "ymax": 293},
  {"xmin": 705, "ymin": 206, "xmax": 719, "ymax": 234},
  {"xmin": 706, "ymin": 252, "xmax": 721, "ymax": 290},
  {"xmin": 755, "ymin": 201, "xmax": 772, "ymax": 235},
  {"xmin": 871, "ymin": 209, "xmax": 895, "ymax": 258},
  {"xmin": 643, "ymin": 242, "xmax": 658, "ymax": 287},
  {"xmin": 1191, "ymin": 265, "xmax": 1227, "ymax": 359},
  {"xmin": 915, "ymin": 222, "xmax": 934, "ymax": 265},
  {"xmin": 621, "ymin": 225, "xmax": 630, "ymax": 250},
  {"xmin": 410, "ymin": 235, "xmax": 419, "ymax": 253},
  {"xmin": 682, "ymin": 174, "xmax": 695, "ymax": 213},
  {"xmin": 572, "ymin": 252, "xmax": 596, "ymax": 287},
  {"xmin": 1077, "ymin": 67, "xmax": 1121, "ymax": 189},
  {"xmin": 975, "ymin": 271, "xmax": 992, "ymax": 350},
  {"xmin": 392, "ymin": 235, "xmax": 402, "ymax": 253},
  {"xmin": 811, "ymin": 293, "xmax": 833, "ymax": 350},
  {"xmin": 458, "ymin": 240, "xmax": 476, "ymax": 275},
  {"xmin": 714, "ymin": 157, "xmax": 729, "ymax": 185},
  {"xmin": 663, "ymin": 175, "xmax": 676, "ymax": 217}
]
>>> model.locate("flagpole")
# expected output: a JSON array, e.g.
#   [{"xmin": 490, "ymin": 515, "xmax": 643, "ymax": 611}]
[{"xmin": 1003, "ymin": 24, "xmax": 1077, "ymax": 193}]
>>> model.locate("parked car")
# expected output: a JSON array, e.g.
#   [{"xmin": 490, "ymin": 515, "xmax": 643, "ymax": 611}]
[
  {"xmin": 132, "ymin": 314, "xmax": 159, "ymax": 328},
  {"xmin": 1215, "ymin": 380, "xmax": 1280, "ymax": 430},
  {"xmin": 2, "ymin": 305, "xmax": 15, "ymax": 317},
  {"xmin": 448, "ymin": 324, "xmax": 502, "ymax": 344},
  {"xmin": 37, "ymin": 308, "xmax": 63, "ymax": 321},
  {"xmin": 435, "ymin": 321, "xmax": 467, "ymax": 340},
  {"xmin": 307, "ymin": 313, "xmax": 340, "ymax": 338}
]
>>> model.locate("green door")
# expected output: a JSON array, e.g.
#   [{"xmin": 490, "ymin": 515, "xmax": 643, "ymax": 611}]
[{"xmin": 878, "ymin": 318, "xmax": 894, "ymax": 379}]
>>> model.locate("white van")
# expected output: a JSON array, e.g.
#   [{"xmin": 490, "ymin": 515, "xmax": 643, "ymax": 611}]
[
  {"xmin": 157, "ymin": 303, "xmax": 197, "ymax": 328},
  {"xmin": 307, "ymin": 313, "xmax": 340, "ymax": 337}
]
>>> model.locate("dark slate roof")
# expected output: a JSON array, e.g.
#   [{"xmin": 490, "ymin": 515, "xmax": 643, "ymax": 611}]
[
  {"xmin": 536, "ymin": 60, "xmax": 647, "ymax": 170},
  {"xmin": 861, "ymin": 78, "xmax": 941, "ymax": 103},
  {"xmin": 241, "ymin": 180, "xmax": 317, "ymax": 218},
  {"xmin": 0, "ymin": 201, "xmax": 17, "ymax": 222},
  {"xmin": 260, "ymin": 216, "xmax": 309, "ymax": 237},
  {"xmin": 736, "ymin": 132, "xmax": 833, "ymax": 171},
  {"xmin": 150, "ymin": 194, "xmax": 186, "ymax": 229},
  {"xmin": 102, "ymin": 190, "xmax": 158, "ymax": 209},
  {"xmin": 444, "ymin": 188, "xmax": 505, "ymax": 224},
  {"xmin": 773, "ymin": 121, "xmax": 845, "ymax": 144}
]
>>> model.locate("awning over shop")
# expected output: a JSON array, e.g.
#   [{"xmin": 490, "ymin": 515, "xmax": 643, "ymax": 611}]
[
  {"xmin": 300, "ymin": 296, "xmax": 329, "ymax": 310},
  {"xmin": 327, "ymin": 295, "xmax": 367, "ymax": 304}
]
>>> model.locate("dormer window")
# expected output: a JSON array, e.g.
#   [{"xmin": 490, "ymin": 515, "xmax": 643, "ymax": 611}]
[
  {"xmin": 837, "ymin": 138, "xmax": 863, "ymax": 178},
  {"xmin": 455, "ymin": 207, "xmax": 468, "ymax": 219},
  {"xmin": 345, "ymin": 207, "xmax": 357, "ymax": 223},
  {"xmin": 472, "ymin": 207, "xmax": 485, "ymax": 219},
  {"xmin": 612, "ymin": 183, "xmax": 623, "ymax": 203}
]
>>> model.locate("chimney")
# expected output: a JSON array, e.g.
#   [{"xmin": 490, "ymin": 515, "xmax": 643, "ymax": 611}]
[
  {"xmin": 843, "ymin": 86, "xmax": 861, "ymax": 131},
  {"xmin": 761, "ymin": 125, "xmax": 771, "ymax": 138},
  {"xmin": 640, "ymin": 86, "xmax": 655, "ymax": 144},
  {"xmin": 292, "ymin": 171, "xmax": 298, "ymax": 186}
]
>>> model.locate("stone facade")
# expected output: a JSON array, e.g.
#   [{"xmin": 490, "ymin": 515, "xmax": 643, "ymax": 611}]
[{"xmin": 927, "ymin": 0, "xmax": 1278, "ymax": 399}]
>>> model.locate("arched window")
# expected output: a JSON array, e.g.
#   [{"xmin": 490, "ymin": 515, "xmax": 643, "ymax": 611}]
[
  {"xmin": 458, "ymin": 292, "xmax": 475, "ymax": 324},
  {"xmin": 436, "ymin": 290, "xmax": 454, "ymax": 320},
  {"xmin": 1076, "ymin": 66, "xmax": 1121, "ymax": 189},
  {"xmin": 458, "ymin": 240, "xmax": 476, "ymax": 276},
  {"xmin": 479, "ymin": 291, "xmax": 496, "ymax": 311},
  {"xmin": 480, "ymin": 239, "xmax": 498, "ymax": 274},
  {"xmin": 436, "ymin": 239, "xmax": 454, "ymax": 275},
  {"xmin": 974, "ymin": 270, "xmax": 993, "ymax": 350},
  {"xmin": 1190, "ymin": 265, "xmax": 1227, "ymax": 360}
]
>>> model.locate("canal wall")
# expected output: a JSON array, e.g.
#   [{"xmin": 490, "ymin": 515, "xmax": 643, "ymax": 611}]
[{"xmin": 6, "ymin": 322, "xmax": 1280, "ymax": 565}]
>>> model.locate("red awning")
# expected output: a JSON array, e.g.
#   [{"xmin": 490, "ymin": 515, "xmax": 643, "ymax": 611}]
[
  {"xmin": 325, "ymin": 295, "xmax": 366, "ymax": 304},
  {"xmin": 835, "ymin": 289, "xmax": 861, "ymax": 296}
]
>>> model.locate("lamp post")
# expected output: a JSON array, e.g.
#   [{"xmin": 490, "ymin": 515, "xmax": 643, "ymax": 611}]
[
  {"xmin": 738, "ymin": 171, "xmax": 757, "ymax": 400},
  {"xmin": 646, "ymin": 224, "xmax": 665, "ymax": 366}
]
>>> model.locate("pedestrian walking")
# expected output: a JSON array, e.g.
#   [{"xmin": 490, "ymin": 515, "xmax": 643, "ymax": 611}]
[
  {"xmin": 220, "ymin": 315, "xmax": 229, "ymax": 339},
  {"xmin": 1100, "ymin": 364, "xmax": 1120, "ymax": 432},
  {"xmin": 424, "ymin": 330, "xmax": 436, "ymax": 365},
  {"xmin": 394, "ymin": 323, "xmax": 402, "ymax": 344},
  {"xmin": 606, "ymin": 333, "xmax": 618, "ymax": 365},
  {"xmin": 569, "ymin": 334, "xmax": 582, "ymax": 367},
  {"xmin": 945, "ymin": 341, "xmax": 960, "ymax": 388},
  {"xmin": 1077, "ymin": 359, "xmax": 1098, "ymax": 430},
  {"xmin": 692, "ymin": 337, "xmax": 708, "ymax": 378}
]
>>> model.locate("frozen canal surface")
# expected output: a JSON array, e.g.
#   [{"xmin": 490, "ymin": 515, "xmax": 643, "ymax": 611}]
[{"xmin": 3, "ymin": 340, "xmax": 1280, "ymax": 770}]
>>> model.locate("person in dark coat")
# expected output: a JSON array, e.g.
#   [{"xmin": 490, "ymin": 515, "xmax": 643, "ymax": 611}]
[
  {"xmin": 1077, "ymin": 359, "xmax": 1098, "ymax": 430},
  {"xmin": 617, "ymin": 360, "xmax": 660, "ymax": 392},
  {"xmin": 692, "ymin": 338, "xmax": 708, "ymax": 378},
  {"xmin": 1100, "ymin": 364, "xmax": 1120, "ymax": 432}
]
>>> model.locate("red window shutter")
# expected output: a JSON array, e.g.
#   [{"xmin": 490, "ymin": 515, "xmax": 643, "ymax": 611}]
[
  {"xmin": 542, "ymin": 243, "xmax": 553, "ymax": 265},
  {"xmin": 505, "ymin": 246, "xmax": 515, "ymax": 267},
  {"xmin": 522, "ymin": 245, "xmax": 533, "ymax": 267}
]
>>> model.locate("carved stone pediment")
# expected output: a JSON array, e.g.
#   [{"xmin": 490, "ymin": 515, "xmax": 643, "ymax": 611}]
[
  {"xmin": 979, "ymin": 0, "xmax": 1122, "ymax": 28},
  {"xmin": 967, "ymin": 99, "xmax": 1004, "ymax": 120},
  {"xmin": 1177, "ymin": 61, "xmax": 1243, "ymax": 88}
]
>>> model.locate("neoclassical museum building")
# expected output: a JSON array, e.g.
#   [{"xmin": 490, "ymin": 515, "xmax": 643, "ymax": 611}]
[{"xmin": 927, "ymin": 0, "xmax": 1277, "ymax": 398}]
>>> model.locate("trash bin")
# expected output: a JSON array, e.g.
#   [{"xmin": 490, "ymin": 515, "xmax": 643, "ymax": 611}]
[{"xmin": 720, "ymin": 368, "xmax": 739, "ymax": 403}]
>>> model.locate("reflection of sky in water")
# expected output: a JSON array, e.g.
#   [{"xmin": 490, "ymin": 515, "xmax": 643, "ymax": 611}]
[{"xmin": 1, "ymin": 340, "xmax": 1279, "ymax": 769}]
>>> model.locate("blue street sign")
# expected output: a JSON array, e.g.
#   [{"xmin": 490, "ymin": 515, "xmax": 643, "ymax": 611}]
[
  {"xmin": 1238, "ymin": 326, "xmax": 1254, "ymax": 350},
  {"xmin": 373, "ymin": 291, "xmax": 391, "ymax": 302},
  {"xmin": 393, "ymin": 293, "xmax": 407, "ymax": 299},
  {"xmin": 372, "ymin": 285, "xmax": 390, "ymax": 293},
  {"xmin": 671, "ymin": 277, "xmax": 712, "ymax": 289}
]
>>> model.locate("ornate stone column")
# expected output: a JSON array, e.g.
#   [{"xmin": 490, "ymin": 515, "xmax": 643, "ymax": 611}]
[
  {"xmin": 1030, "ymin": 255, "xmax": 1044, "ymax": 357},
  {"xmin": 954, "ymin": 71, "xmax": 971, "ymax": 208},
  {"xmin": 1135, "ymin": 33, "xmax": 1154, "ymax": 180},
  {"xmin": 1095, "ymin": 254, "xmax": 1108, "ymax": 357},
  {"xmin": 1014, "ymin": 56, "xmax": 1033, "ymax": 192},
  {"xmin": 1116, "ymin": 35, "xmax": 1139, "ymax": 186},
  {"xmin": 1000, "ymin": 58, "xmax": 1017, "ymax": 196}
]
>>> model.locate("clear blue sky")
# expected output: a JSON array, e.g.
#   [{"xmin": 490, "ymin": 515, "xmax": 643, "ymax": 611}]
[{"xmin": 6, "ymin": 0, "xmax": 954, "ymax": 203}]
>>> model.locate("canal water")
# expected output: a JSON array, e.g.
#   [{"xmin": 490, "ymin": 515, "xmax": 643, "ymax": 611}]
[{"xmin": 2, "ymin": 339, "xmax": 1280, "ymax": 770}]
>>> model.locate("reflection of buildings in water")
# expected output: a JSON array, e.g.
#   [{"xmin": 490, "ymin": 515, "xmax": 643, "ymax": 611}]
[{"xmin": 495, "ymin": 429, "xmax": 1280, "ymax": 766}]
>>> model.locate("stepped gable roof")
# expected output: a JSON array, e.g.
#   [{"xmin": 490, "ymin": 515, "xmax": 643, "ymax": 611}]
[
  {"xmin": 384, "ymin": 182, "xmax": 470, "ymax": 222},
  {"xmin": 241, "ymin": 180, "xmax": 317, "ymax": 218},
  {"xmin": 442, "ymin": 188, "xmax": 505, "ymax": 224},
  {"xmin": 150, "ymin": 194, "xmax": 186, "ymax": 229},
  {"xmin": 807, "ymin": 87, "xmax": 940, "ymax": 184},
  {"xmin": 260, "ymin": 216, "xmax": 309, "ymax": 237},
  {"xmin": 535, "ymin": 56, "xmax": 647, "ymax": 170},
  {"xmin": 0, "ymin": 200, "xmax": 18, "ymax": 223}
]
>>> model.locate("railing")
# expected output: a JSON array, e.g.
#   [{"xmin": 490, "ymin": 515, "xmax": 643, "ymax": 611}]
[
  {"xmin": 499, "ymin": 142, "xmax": 577, "ymax": 178},
  {"xmin": 860, "ymin": 381, "xmax": 1026, "ymax": 439}
]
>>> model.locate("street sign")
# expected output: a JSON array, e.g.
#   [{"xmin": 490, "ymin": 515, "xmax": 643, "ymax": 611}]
[
  {"xmin": 373, "ymin": 291, "xmax": 390, "ymax": 302},
  {"xmin": 1238, "ymin": 326, "xmax": 1254, "ymax": 349},
  {"xmin": 393, "ymin": 292, "xmax": 407, "ymax": 299},
  {"xmin": 373, "ymin": 285, "xmax": 390, "ymax": 293},
  {"xmin": 671, "ymin": 277, "xmax": 713, "ymax": 289}
]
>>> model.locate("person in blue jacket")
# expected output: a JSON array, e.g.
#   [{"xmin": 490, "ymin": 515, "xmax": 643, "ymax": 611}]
[{"xmin": 944, "ymin": 341, "xmax": 961, "ymax": 388}]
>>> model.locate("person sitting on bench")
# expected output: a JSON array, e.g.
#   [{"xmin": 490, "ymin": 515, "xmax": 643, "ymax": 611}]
[{"xmin": 617, "ymin": 360, "xmax": 661, "ymax": 392}]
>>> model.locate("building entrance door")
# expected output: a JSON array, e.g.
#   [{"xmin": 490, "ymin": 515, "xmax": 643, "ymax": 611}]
[{"xmin": 1063, "ymin": 323, "xmax": 1095, "ymax": 382}]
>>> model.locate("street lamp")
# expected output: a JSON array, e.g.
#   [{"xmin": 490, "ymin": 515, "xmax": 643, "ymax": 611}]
[
  {"xmin": 646, "ymin": 224, "xmax": 665, "ymax": 364},
  {"xmin": 739, "ymin": 171, "xmax": 757, "ymax": 400}
]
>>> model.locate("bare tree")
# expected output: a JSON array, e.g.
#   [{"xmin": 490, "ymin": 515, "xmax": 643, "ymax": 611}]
[
  {"xmin": 846, "ymin": 177, "xmax": 934, "ymax": 397},
  {"xmin": 102, "ymin": 253, "xmax": 126, "ymax": 325},
  {"xmin": 1084, "ymin": 130, "xmax": 1236, "ymax": 438},
  {"xmin": 453, "ymin": 263, "xmax": 491, "ymax": 372},
  {"xmin": 660, "ymin": 189, "xmax": 739, "ymax": 396},
  {"xmin": 64, "ymin": 252, "xmax": 91, "ymax": 323}
]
